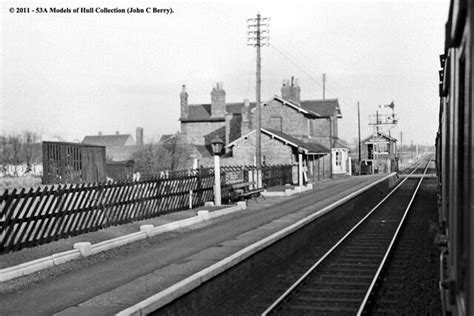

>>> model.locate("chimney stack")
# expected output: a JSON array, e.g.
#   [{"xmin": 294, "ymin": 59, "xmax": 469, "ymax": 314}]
[
  {"xmin": 180, "ymin": 84, "xmax": 189, "ymax": 119},
  {"xmin": 136, "ymin": 127, "xmax": 144, "ymax": 146},
  {"xmin": 241, "ymin": 98, "xmax": 252, "ymax": 135},
  {"xmin": 115, "ymin": 131, "xmax": 119, "ymax": 135},
  {"xmin": 98, "ymin": 131, "xmax": 102, "ymax": 136},
  {"xmin": 281, "ymin": 76, "xmax": 301, "ymax": 104},
  {"xmin": 211, "ymin": 82, "xmax": 226, "ymax": 117}
]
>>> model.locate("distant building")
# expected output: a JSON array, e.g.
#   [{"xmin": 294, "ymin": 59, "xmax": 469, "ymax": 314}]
[
  {"xmin": 178, "ymin": 77, "xmax": 351, "ymax": 180},
  {"xmin": 361, "ymin": 131, "xmax": 398, "ymax": 174},
  {"xmin": 82, "ymin": 127, "xmax": 144, "ymax": 161}
]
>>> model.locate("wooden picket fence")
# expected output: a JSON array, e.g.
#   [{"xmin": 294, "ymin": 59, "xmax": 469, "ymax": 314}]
[
  {"xmin": 0, "ymin": 164, "xmax": 293, "ymax": 254},
  {"xmin": 0, "ymin": 171, "xmax": 215, "ymax": 254}
]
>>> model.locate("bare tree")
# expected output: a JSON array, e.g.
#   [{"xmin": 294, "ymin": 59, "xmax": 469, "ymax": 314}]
[
  {"xmin": 132, "ymin": 142, "xmax": 172, "ymax": 175},
  {"xmin": 22, "ymin": 130, "xmax": 41, "ymax": 172},
  {"xmin": 161, "ymin": 133, "xmax": 192, "ymax": 171}
]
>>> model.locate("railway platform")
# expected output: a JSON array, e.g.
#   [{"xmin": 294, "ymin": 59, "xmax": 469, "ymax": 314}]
[{"xmin": 0, "ymin": 173, "xmax": 397, "ymax": 315}]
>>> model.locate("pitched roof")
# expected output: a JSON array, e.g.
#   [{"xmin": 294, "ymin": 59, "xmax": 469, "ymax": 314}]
[
  {"xmin": 181, "ymin": 102, "xmax": 257, "ymax": 122},
  {"xmin": 300, "ymin": 99, "xmax": 342, "ymax": 118},
  {"xmin": 227, "ymin": 128, "xmax": 330, "ymax": 155},
  {"xmin": 159, "ymin": 134, "xmax": 176, "ymax": 144},
  {"xmin": 267, "ymin": 96, "xmax": 321, "ymax": 118},
  {"xmin": 363, "ymin": 131, "xmax": 398, "ymax": 143},
  {"xmin": 333, "ymin": 137, "xmax": 351, "ymax": 149},
  {"xmin": 181, "ymin": 97, "xmax": 341, "ymax": 122},
  {"xmin": 264, "ymin": 128, "xmax": 330, "ymax": 154},
  {"xmin": 82, "ymin": 134, "xmax": 134, "ymax": 147}
]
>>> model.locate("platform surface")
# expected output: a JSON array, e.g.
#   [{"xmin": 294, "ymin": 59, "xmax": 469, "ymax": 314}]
[{"xmin": 0, "ymin": 174, "xmax": 393, "ymax": 315}]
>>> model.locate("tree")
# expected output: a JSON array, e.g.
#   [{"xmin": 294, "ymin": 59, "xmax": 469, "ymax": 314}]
[
  {"xmin": 22, "ymin": 130, "xmax": 41, "ymax": 172},
  {"xmin": 132, "ymin": 142, "xmax": 172, "ymax": 175}
]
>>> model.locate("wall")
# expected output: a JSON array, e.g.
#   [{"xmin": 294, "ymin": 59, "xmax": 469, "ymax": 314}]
[
  {"xmin": 230, "ymin": 132, "xmax": 294, "ymax": 166},
  {"xmin": 181, "ymin": 121, "xmax": 225, "ymax": 145},
  {"xmin": 260, "ymin": 100, "xmax": 308, "ymax": 138}
]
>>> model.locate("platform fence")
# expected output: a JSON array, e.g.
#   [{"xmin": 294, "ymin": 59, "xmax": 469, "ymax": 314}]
[{"xmin": 0, "ymin": 164, "xmax": 292, "ymax": 254}]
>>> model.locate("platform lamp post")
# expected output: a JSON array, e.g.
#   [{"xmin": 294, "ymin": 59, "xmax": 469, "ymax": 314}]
[{"xmin": 211, "ymin": 135, "xmax": 224, "ymax": 206}]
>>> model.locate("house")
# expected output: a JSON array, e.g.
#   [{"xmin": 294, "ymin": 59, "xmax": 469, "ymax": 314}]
[
  {"xmin": 178, "ymin": 78, "xmax": 350, "ymax": 181},
  {"xmin": 82, "ymin": 127, "xmax": 144, "ymax": 161},
  {"xmin": 360, "ymin": 131, "xmax": 398, "ymax": 174}
]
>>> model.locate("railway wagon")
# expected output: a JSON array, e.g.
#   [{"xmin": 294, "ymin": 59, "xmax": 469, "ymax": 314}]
[{"xmin": 437, "ymin": 0, "xmax": 473, "ymax": 315}]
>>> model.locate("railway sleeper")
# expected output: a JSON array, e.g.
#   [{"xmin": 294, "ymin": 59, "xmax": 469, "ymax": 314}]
[
  {"xmin": 282, "ymin": 304, "xmax": 356, "ymax": 313},
  {"xmin": 294, "ymin": 296, "xmax": 362, "ymax": 304}
]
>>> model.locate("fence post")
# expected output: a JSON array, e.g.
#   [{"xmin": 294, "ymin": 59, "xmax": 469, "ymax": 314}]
[{"xmin": 189, "ymin": 190, "xmax": 193, "ymax": 209}]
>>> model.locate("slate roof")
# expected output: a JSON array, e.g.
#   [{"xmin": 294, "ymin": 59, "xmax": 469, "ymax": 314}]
[
  {"xmin": 264, "ymin": 128, "xmax": 330, "ymax": 154},
  {"xmin": 333, "ymin": 137, "xmax": 351, "ymax": 149},
  {"xmin": 82, "ymin": 134, "xmax": 135, "ymax": 147},
  {"xmin": 269, "ymin": 96, "xmax": 321, "ymax": 118},
  {"xmin": 300, "ymin": 99, "xmax": 342, "ymax": 118},
  {"xmin": 227, "ymin": 128, "xmax": 330, "ymax": 155},
  {"xmin": 181, "ymin": 97, "xmax": 340, "ymax": 122},
  {"xmin": 159, "ymin": 134, "xmax": 176, "ymax": 144},
  {"xmin": 181, "ymin": 102, "xmax": 257, "ymax": 122},
  {"xmin": 363, "ymin": 131, "xmax": 398, "ymax": 143}
]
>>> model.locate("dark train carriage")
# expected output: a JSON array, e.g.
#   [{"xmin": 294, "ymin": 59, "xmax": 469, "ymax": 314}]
[
  {"xmin": 437, "ymin": 0, "xmax": 473, "ymax": 315},
  {"xmin": 42, "ymin": 141, "xmax": 106, "ymax": 184}
]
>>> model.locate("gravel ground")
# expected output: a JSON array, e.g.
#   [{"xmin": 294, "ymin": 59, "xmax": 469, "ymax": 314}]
[{"xmin": 371, "ymin": 178, "xmax": 441, "ymax": 314}]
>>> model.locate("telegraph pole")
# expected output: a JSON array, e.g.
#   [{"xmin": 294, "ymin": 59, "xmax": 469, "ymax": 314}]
[
  {"xmin": 357, "ymin": 101, "xmax": 361, "ymax": 164},
  {"xmin": 322, "ymin": 73, "xmax": 326, "ymax": 100},
  {"xmin": 247, "ymin": 13, "xmax": 269, "ymax": 188}
]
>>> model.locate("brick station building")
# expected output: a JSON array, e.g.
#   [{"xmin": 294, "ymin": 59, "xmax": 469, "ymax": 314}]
[{"xmin": 177, "ymin": 78, "xmax": 350, "ymax": 181}]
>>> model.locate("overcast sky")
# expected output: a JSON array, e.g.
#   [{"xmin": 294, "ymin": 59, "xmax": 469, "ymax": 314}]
[{"xmin": 1, "ymin": 0, "xmax": 447, "ymax": 145}]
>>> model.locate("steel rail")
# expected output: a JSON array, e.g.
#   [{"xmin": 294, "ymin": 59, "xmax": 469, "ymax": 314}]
[
  {"xmin": 355, "ymin": 159, "xmax": 430, "ymax": 315},
  {"xmin": 261, "ymin": 160, "xmax": 429, "ymax": 315}
]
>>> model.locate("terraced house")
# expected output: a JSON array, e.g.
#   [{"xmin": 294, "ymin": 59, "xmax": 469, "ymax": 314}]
[{"xmin": 178, "ymin": 77, "xmax": 350, "ymax": 180}]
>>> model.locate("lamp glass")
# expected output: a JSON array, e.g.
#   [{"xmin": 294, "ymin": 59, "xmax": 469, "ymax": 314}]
[{"xmin": 211, "ymin": 136, "xmax": 224, "ymax": 155}]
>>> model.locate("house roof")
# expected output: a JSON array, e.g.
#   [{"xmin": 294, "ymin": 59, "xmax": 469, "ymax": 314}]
[
  {"xmin": 227, "ymin": 128, "xmax": 330, "ymax": 155},
  {"xmin": 181, "ymin": 96, "xmax": 341, "ymax": 122},
  {"xmin": 82, "ymin": 134, "xmax": 134, "ymax": 147},
  {"xmin": 363, "ymin": 131, "xmax": 398, "ymax": 143},
  {"xmin": 300, "ymin": 99, "xmax": 342, "ymax": 118},
  {"xmin": 159, "ymin": 134, "xmax": 176, "ymax": 144},
  {"xmin": 181, "ymin": 102, "xmax": 257, "ymax": 122},
  {"xmin": 267, "ymin": 96, "xmax": 321, "ymax": 118},
  {"xmin": 333, "ymin": 137, "xmax": 351, "ymax": 149}
]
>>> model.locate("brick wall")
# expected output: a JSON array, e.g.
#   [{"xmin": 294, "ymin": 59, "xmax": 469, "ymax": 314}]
[
  {"xmin": 260, "ymin": 99, "xmax": 309, "ymax": 138},
  {"xmin": 230, "ymin": 131, "xmax": 294, "ymax": 165},
  {"xmin": 225, "ymin": 113, "xmax": 242, "ymax": 152},
  {"xmin": 181, "ymin": 121, "xmax": 225, "ymax": 145}
]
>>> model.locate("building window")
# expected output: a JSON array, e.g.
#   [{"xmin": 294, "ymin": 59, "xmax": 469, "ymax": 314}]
[
  {"xmin": 335, "ymin": 151, "xmax": 342, "ymax": 167},
  {"xmin": 377, "ymin": 143, "xmax": 388, "ymax": 153}
]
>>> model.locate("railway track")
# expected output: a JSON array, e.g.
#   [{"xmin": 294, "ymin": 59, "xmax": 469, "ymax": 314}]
[{"xmin": 262, "ymin": 160, "xmax": 430, "ymax": 315}]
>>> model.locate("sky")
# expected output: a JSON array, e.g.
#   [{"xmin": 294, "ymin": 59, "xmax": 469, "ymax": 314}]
[{"xmin": 1, "ymin": 0, "xmax": 448, "ymax": 145}]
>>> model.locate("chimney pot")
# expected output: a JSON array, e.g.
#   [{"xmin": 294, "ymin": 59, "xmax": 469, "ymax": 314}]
[
  {"xmin": 115, "ymin": 131, "xmax": 119, "ymax": 135},
  {"xmin": 281, "ymin": 77, "xmax": 301, "ymax": 104},
  {"xmin": 98, "ymin": 131, "xmax": 102, "ymax": 136}
]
